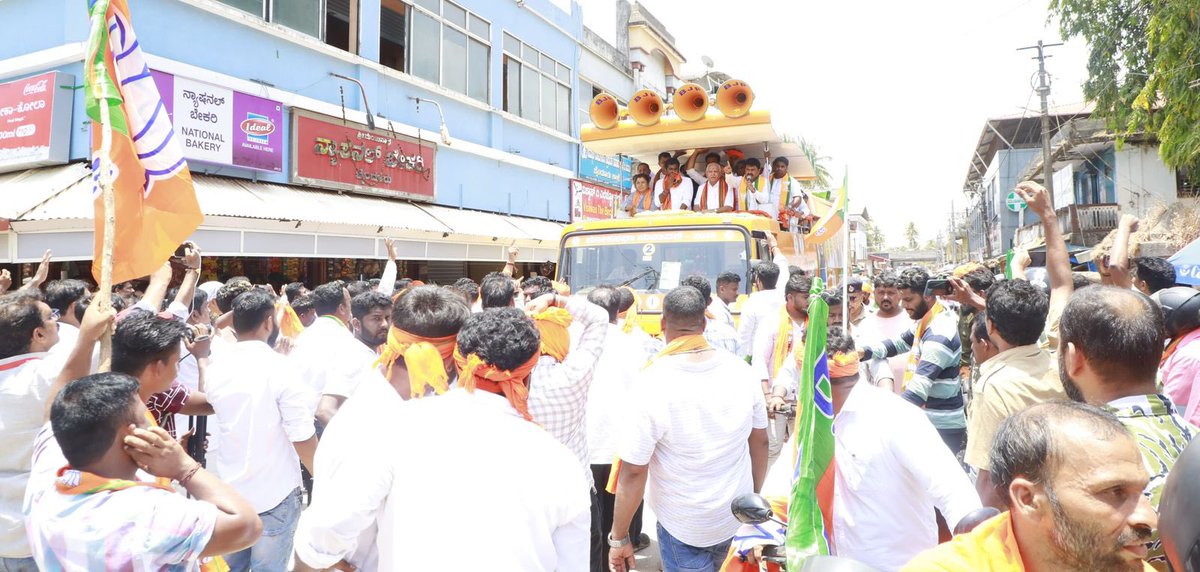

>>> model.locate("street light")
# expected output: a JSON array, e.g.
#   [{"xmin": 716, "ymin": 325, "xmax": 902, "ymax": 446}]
[{"xmin": 409, "ymin": 97, "xmax": 452, "ymax": 146}]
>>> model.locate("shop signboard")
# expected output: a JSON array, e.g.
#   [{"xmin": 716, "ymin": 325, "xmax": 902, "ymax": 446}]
[
  {"xmin": 291, "ymin": 109, "xmax": 436, "ymax": 201},
  {"xmin": 150, "ymin": 71, "xmax": 284, "ymax": 172},
  {"xmin": 579, "ymin": 146, "xmax": 631, "ymax": 190},
  {"xmin": 0, "ymin": 71, "xmax": 74, "ymax": 173},
  {"xmin": 571, "ymin": 179, "xmax": 623, "ymax": 222}
]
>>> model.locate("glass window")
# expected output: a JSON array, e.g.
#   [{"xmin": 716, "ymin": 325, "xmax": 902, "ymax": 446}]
[
  {"xmin": 443, "ymin": 1, "xmax": 467, "ymax": 28},
  {"xmin": 325, "ymin": 0, "xmax": 352, "ymax": 52},
  {"xmin": 216, "ymin": 0, "xmax": 264, "ymax": 16},
  {"xmin": 273, "ymin": 0, "xmax": 322, "ymax": 37},
  {"xmin": 379, "ymin": 1, "xmax": 407, "ymax": 71},
  {"xmin": 556, "ymin": 83, "xmax": 570, "ymax": 133},
  {"xmin": 414, "ymin": 0, "xmax": 439, "ymax": 12},
  {"xmin": 468, "ymin": 39, "xmax": 489, "ymax": 102},
  {"xmin": 541, "ymin": 75, "xmax": 556, "ymax": 126},
  {"xmin": 503, "ymin": 33, "xmax": 520, "ymax": 55},
  {"xmin": 469, "ymin": 14, "xmax": 489, "ymax": 39},
  {"xmin": 522, "ymin": 42, "xmax": 537, "ymax": 62},
  {"xmin": 411, "ymin": 10, "xmax": 440, "ymax": 83},
  {"xmin": 521, "ymin": 63, "xmax": 540, "ymax": 121},
  {"xmin": 442, "ymin": 27, "xmax": 468, "ymax": 94},
  {"xmin": 539, "ymin": 53, "xmax": 556, "ymax": 74},
  {"xmin": 504, "ymin": 56, "xmax": 521, "ymax": 114},
  {"xmin": 560, "ymin": 231, "xmax": 750, "ymax": 293},
  {"xmin": 556, "ymin": 62, "xmax": 570, "ymax": 82}
]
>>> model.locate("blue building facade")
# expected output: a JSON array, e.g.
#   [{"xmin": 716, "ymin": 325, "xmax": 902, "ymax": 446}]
[{"xmin": 0, "ymin": 0, "xmax": 592, "ymax": 278}]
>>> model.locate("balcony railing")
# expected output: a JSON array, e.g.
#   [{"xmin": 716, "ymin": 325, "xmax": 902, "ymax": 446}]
[{"xmin": 1013, "ymin": 203, "xmax": 1120, "ymax": 248}]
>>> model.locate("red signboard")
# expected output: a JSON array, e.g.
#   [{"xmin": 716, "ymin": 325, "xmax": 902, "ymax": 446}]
[
  {"xmin": 571, "ymin": 179, "xmax": 624, "ymax": 222},
  {"xmin": 291, "ymin": 109, "xmax": 436, "ymax": 201},
  {"xmin": 0, "ymin": 71, "xmax": 73, "ymax": 173}
]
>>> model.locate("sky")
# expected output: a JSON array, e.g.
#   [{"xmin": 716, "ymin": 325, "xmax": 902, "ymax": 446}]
[{"xmin": 577, "ymin": 0, "xmax": 1092, "ymax": 247}]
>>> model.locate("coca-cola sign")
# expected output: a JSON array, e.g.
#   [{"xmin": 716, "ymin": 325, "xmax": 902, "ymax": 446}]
[
  {"xmin": 0, "ymin": 71, "xmax": 73, "ymax": 173},
  {"xmin": 291, "ymin": 109, "xmax": 437, "ymax": 201}
]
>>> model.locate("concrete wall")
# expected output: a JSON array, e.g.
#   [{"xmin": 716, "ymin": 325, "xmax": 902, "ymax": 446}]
[
  {"xmin": 0, "ymin": 0, "xmax": 585, "ymax": 221},
  {"xmin": 1114, "ymin": 143, "xmax": 1178, "ymax": 217}
]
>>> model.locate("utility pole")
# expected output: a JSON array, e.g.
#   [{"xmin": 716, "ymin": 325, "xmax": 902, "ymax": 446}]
[{"xmin": 1018, "ymin": 40, "xmax": 1063, "ymax": 208}]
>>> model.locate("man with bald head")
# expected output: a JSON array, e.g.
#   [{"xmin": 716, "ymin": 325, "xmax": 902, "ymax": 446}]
[
  {"xmin": 904, "ymin": 401, "xmax": 1158, "ymax": 571},
  {"xmin": 1057, "ymin": 285, "xmax": 1195, "ymax": 568}
]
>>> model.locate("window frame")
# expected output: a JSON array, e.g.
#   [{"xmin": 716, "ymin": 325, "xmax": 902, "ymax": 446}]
[
  {"xmin": 406, "ymin": 0, "xmax": 492, "ymax": 102},
  {"xmin": 502, "ymin": 31, "xmax": 572, "ymax": 134},
  {"xmin": 268, "ymin": 0, "xmax": 327, "ymax": 41}
]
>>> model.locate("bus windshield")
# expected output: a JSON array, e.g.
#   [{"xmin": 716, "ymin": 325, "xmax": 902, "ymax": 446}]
[{"xmin": 559, "ymin": 227, "xmax": 751, "ymax": 294}]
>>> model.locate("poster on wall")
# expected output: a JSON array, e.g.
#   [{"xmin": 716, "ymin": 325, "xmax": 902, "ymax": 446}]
[
  {"xmin": 0, "ymin": 71, "xmax": 74, "ymax": 173},
  {"xmin": 291, "ymin": 109, "xmax": 437, "ymax": 201},
  {"xmin": 150, "ymin": 71, "xmax": 284, "ymax": 172},
  {"xmin": 570, "ymin": 179, "xmax": 623, "ymax": 222}
]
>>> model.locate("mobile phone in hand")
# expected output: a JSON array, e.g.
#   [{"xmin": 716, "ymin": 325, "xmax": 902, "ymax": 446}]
[{"xmin": 925, "ymin": 279, "xmax": 951, "ymax": 297}]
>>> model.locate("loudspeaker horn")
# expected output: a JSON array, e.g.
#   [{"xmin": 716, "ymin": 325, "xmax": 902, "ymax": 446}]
[
  {"xmin": 588, "ymin": 92, "xmax": 621, "ymax": 130},
  {"xmin": 716, "ymin": 79, "xmax": 755, "ymax": 118},
  {"xmin": 628, "ymin": 89, "xmax": 665, "ymax": 126},
  {"xmin": 672, "ymin": 83, "xmax": 709, "ymax": 122}
]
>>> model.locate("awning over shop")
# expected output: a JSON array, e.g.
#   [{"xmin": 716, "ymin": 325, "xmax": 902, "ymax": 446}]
[{"xmin": 0, "ymin": 164, "xmax": 563, "ymax": 263}]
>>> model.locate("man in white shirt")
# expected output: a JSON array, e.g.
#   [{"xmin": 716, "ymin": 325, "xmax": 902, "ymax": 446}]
[
  {"xmin": 42, "ymin": 280, "xmax": 88, "ymax": 356},
  {"xmin": 854, "ymin": 271, "xmax": 914, "ymax": 393},
  {"xmin": 373, "ymin": 286, "xmax": 472, "ymax": 400},
  {"xmin": 294, "ymin": 308, "xmax": 590, "ymax": 572},
  {"xmin": 766, "ymin": 328, "xmax": 981, "ymax": 571},
  {"xmin": 586, "ymin": 289, "xmax": 654, "ymax": 557},
  {"xmin": 0, "ymin": 293, "xmax": 64, "ymax": 571},
  {"xmin": 711, "ymin": 272, "xmax": 740, "ymax": 329},
  {"xmin": 768, "ymin": 157, "xmax": 813, "ymax": 226},
  {"xmin": 736, "ymin": 233, "xmax": 792, "ymax": 358},
  {"xmin": 681, "ymin": 275, "xmax": 740, "ymax": 355},
  {"xmin": 654, "ymin": 157, "xmax": 696, "ymax": 211},
  {"xmin": 608, "ymin": 287, "xmax": 769, "ymax": 572},
  {"xmin": 692, "ymin": 162, "xmax": 736, "ymax": 212},
  {"xmin": 685, "ymin": 148, "xmax": 723, "ymax": 187},
  {"xmin": 729, "ymin": 158, "xmax": 770, "ymax": 214},
  {"xmin": 206, "ymin": 289, "xmax": 318, "ymax": 572},
  {"xmin": 289, "ymin": 281, "xmax": 367, "ymax": 427}
]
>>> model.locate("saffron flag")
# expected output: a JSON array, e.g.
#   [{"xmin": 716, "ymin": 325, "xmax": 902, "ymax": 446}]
[
  {"xmin": 86, "ymin": 0, "xmax": 202, "ymax": 284},
  {"xmin": 806, "ymin": 173, "xmax": 846, "ymax": 246},
  {"xmin": 785, "ymin": 277, "xmax": 835, "ymax": 568}
]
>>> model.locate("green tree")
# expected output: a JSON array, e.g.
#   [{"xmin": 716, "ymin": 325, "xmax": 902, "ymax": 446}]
[
  {"xmin": 797, "ymin": 138, "xmax": 833, "ymax": 190},
  {"xmin": 904, "ymin": 222, "xmax": 920, "ymax": 250},
  {"xmin": 865, "ymin": 222, "xmax": 887, "ymax": 252},
  {"xmin": 1051, "ymin": 0, "xmax": 1200, "ymax": 172}
]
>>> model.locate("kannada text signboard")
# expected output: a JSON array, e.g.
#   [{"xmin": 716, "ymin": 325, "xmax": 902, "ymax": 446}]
[{"xmin": 0, "ymin": 71, "xmax": 73, "ymax": 173}]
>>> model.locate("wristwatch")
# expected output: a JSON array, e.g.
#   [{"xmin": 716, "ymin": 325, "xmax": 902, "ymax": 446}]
[{"xmin": 607, "ymin": 533, "xmax": 630, "ymax": 548}]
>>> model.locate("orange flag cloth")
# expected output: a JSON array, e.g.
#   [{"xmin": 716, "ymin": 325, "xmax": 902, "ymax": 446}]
[
  {"xmin": 532, "ymin": 307, "xmax": 573, "ymax": 362},
  {"xmin": 454, "ymin": 347, "xmax": 539, "ymax": 422},
  {"xmin": 375, "ymin": 327, "xmax": 457, "ymax": 399}
]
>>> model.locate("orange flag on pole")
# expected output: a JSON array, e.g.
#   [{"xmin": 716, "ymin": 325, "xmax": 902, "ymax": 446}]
[{"xmin": 86, "ymin": 0, "xmax": 202, "ymax": 284}]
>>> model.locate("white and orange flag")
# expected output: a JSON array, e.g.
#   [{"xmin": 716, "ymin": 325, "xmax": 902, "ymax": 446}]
[{"xmin": 85, "ymin": 0, "xmax": 202, "ymax": 284}]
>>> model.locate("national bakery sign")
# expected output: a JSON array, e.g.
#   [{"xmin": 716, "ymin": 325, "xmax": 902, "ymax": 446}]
[
  {"xmin": 290, "ymin": 109, "xmax": 436, "ymax": 201},
  {"xmin": 0, "ymin": 71, "xmax": 73, "ymax": 173}
]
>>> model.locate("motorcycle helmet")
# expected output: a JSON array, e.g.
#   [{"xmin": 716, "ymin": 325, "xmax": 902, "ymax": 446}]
[
  {"xmin": 1151, "ymin": 286, "xmax": 1200, "ymax": 339},
  {"xmin": 1160, "ymin": 438, "xmax": 1200, "ymax": 571}
]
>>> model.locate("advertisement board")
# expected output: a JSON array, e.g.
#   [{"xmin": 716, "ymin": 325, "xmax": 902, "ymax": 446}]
[
  {"xmin": 150, "ymin": 71, "xmax": 284, "ymax": 172},
  {"xmin": 0, "ymin": 71, "xmax": 74, "ymax": 173},
  {"xmin": 579, "ymin": 146, "xmax": 631, "ymax": 190},
  {"xmin": 570, "ymin": 179, "xmax": 624, "ymax": 222},
  {"xmin": 291, "ymin": 109, "xmax": 436, "ymax": 201}
]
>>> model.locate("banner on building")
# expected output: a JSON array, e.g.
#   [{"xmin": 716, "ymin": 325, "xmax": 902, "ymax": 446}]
[
  {"xmin": 150, "ymin": 70, "xmax": 284, "ymax": 173},
  {"xmin": 571, "ymin": 179, "xmax": 624, "ymax": 222},
  {"xmin": 579, "ymin": 146, "xmax": 631, "ymax": 190},
  {"xmin": 0, "ymin": 71, "xmax": 74, "ymax": 173},
  {"xmin": 291, "ymin": 109, "xmax": 437, "ymax": 201}
]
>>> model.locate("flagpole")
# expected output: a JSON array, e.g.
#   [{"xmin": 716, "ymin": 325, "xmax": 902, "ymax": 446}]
[
  {"xmin": 96, "ymin": 101, "xmax": 116, "ymax": 372},
  {"xmin": 842, "ymin": 178, "xmax": 849, "ymax": 331}
]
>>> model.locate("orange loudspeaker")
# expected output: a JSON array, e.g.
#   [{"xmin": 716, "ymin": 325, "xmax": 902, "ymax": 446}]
[
  {"xmin": 673, "ymin": 83, "xmax": 709, "ymax": 122},
  {"xmin": 628, "ymin": 89, "xmax": 665, "ymax": 126},
  {"xmin": 589, "ymin": 92, "xmax": 621, "ymax": 130},
  {"xmin": 716, "ymin": 79, "xmax": 755, "ymax": 118}
]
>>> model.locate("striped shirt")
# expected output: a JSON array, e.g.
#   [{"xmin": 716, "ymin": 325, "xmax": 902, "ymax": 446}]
[
  {"xmin": 863, "ymin": 309, "xmax": 965, "ymax": 430},
  {"xmin": 1105, "ymin": 394, "xmax": 1197, "ymax": 569}
]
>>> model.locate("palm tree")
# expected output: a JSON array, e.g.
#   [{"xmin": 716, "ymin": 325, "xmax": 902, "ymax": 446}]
[
  {"xmin": 798, "ymin": 138, "xmax": 833, "ymax": 190},
  {"xmin": 904, "ymin": 222, "xmax": 920, "ymax": 250}
]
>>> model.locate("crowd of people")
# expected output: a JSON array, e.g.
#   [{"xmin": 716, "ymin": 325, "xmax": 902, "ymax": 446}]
[{"xmin": 0, "ymin": 178, "xmax": 1198, "ymax": 572}]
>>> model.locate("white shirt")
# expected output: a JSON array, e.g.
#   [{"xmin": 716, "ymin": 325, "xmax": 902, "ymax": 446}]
[
  {"xmin": 294, "ymin": 385, "xmax": 590, "ymax": 571},
  {"xmin": 856, "ymin": 311, "xmax": 915, "ymax": 392},
  {"xmin": 731, "ymin": 174, "xmax": 771, "ymax": 214},
  {"xmin": 0, "ymin": 352, "xmax": 62, "ymax": 558},
  {"xmin": 618, "ymin": 351, "xmax": 768, "ymax": 547},
  {"xmin": 753, "ymin": 312, "xmax": 804, "ymax": 383},
  {"xmin": 289, "ymin": 316, "xmax": 365, "ymax": 407},
  {"xmin": 654, "ymin": 175, "xmax": 696, "ymax": 211},
  {"xmin": 735, "ymin": 251, "xmax": 792, "ymax": 357},
  {"xmin": 767, "ymin": 176, "xmax": 807, "ymax": 219},
  {"xmin": 587, "ymin": 324, "xmax": 649, "ymax": 465},
  {"xmin": 831, "ymin": 383, "xmax": 981, "ymax": 570},
  {"xmin": 693, "ymin": 178, "xmax": 736, "ymax": 211},
  {"xmin": 709, "ymin": 298, "xmax": 734, "ymax": 330},
  {"xmin": 205, "ymin": 340, "xmax": 316, "ymax": 513}
]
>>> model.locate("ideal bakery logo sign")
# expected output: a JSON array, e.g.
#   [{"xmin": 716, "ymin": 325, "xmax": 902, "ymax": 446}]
[{"xmin": 151, "ymin": 70, "xmax": 283, "ymax": 173}]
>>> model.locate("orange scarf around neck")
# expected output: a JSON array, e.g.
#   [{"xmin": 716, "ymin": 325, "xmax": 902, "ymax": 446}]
[
  {"xmin": 904, "ymin": 301, "xmax": 946, "ymax": 390},
  {"xmin": 699, "ymin": 178, "xmax": 729, "ymax": 211},
  {"xmin": 55, "ymin": 466, "xmax": 173, "ymax": 495},
  {"xmin": 533, "ymin": 307, "xmax": 573, "ymax": 362},
  {"xmin": 454, "ymin": 348, "xmax": 539, "ymax": 422},
  {"xmin": 738, "ymin": 175, "xmax": 767, "ymax": 211},
  {"xmin": 660, "ymin": 173, "xmax": 681, "ymax": 208},
  {"xmin": 375, "ymin": 327, "xmax": 457, "ymax": 399},
  {"xmin": 279, "ymin": 302, "xmax": 305, "ymax": 339},
  {"xmin": 632, "ymin": 189, "xmax": 654, "ymax": 212},
  {"xmin": 620, "ymin": 287, "xmax": 640, "ymax": 334},
  {"xmin": 774, "ymin": 306, "xmax": 805, "ymax": 377}
]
